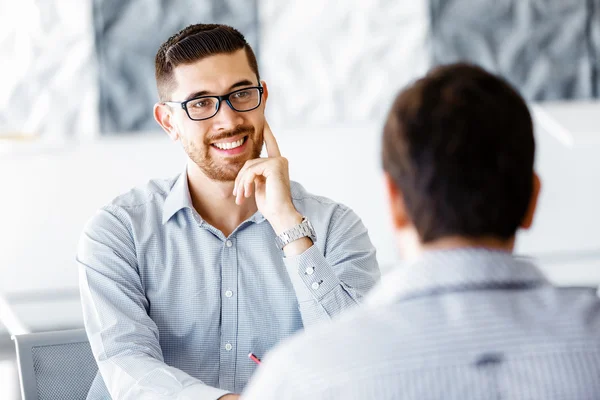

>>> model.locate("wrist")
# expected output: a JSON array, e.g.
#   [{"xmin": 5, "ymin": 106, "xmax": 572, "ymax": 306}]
[{"xmin": 270, "ymin": 208, "xmax": 303, "ymax": 235}]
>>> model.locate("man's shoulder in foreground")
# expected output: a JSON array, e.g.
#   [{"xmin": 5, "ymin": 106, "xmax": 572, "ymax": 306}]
[{"xmin": 243, "ymin": 250, "xmax": 600, "ymax": 399}]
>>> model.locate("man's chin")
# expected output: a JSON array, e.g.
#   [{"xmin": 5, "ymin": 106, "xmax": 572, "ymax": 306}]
[
  {"xmin": 197, "ymin": 162, "xmax": 244, "ymax": 182},
  {"xmin": 192, "ymin": 139, "xmax": 263, "ymax": 182}
]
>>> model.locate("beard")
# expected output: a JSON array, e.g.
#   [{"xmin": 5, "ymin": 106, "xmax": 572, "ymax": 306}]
[{"xmin": 182, "ymin": 125, "xmax": 264, "ymax": 182}]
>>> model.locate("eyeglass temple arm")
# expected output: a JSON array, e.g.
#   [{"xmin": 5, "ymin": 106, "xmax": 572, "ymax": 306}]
[{"xmin": 163, "ymin": 101, "xmax": 186, "ymax": 109}]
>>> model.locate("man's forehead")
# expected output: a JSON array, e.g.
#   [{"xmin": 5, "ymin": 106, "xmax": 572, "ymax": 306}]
[{"xmin": 171, "ymin": 50, "xmax": 257, "ymax": 98}]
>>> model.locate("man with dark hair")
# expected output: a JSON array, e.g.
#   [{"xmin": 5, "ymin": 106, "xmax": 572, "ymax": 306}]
[
  {"xmin": 78, "ymin": 24, "xmax": 379, "ymax": 399},
  {"xmin": 242, "ymin": 63, "xmax": 600, "ymax": 399}
]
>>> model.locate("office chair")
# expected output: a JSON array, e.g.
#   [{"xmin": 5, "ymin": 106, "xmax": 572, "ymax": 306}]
[{"xmin": 12, "ymin": 328, "xmax": 103, "ymax": 400}]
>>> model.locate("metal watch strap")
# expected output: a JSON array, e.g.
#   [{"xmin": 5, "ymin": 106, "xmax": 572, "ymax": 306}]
[{"xmin": 275, "ymin": 217, "xmax": 316, "ymax": 250}]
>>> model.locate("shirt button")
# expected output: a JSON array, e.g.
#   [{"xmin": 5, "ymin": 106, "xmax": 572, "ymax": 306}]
[
  {"xmin": 305, "ymin": 267, "xmax": 314, "ymax": 275},
  {"xmin": 226, "ymin": 240, "xmax": 233, "ymax": 248},
  {"xmin": 311, "ymin": 282, "xmax": 320, "ymax": 290},
  {"xmin": 225, "ymin": 343, "xmax": 232, "ymax": 351},
  {"xmin": 225, "ymin": 290, "xmax": 233, "ymax": 298}
]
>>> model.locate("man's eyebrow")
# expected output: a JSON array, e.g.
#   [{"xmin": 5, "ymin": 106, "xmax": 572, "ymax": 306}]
[
  {"xmin": 228, "ymin": 80, "xmax": 256, "ymax": 91},
  {"xmin": 183, "ymin": 80, "xmax": 257, "ymax": 101},
  {"xmin": 184, "ymin": 90, "xmax": 210, "ymax": 101}
]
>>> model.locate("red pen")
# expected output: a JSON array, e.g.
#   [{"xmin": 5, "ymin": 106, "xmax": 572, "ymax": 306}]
[{"xmin": 248, "ymin": 352, "xmax": 262, "ymax": 365}]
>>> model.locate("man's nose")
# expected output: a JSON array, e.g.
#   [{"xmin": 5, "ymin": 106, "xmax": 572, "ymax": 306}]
[{"xmin": 211, "ymin": 100, "xmax": 243, "ymax": 130}]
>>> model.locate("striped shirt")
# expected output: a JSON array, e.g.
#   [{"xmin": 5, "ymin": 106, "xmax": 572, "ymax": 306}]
[
  {"xmin": 77, "ymin": 170, "xmax": 380, "ymax": 399},
  {"xmin": 242, "ymin": 248, "xmax": 600, "ymax": 400}
]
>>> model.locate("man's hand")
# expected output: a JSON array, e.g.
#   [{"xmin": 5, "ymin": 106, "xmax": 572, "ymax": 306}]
[
  {"xmin": 218, "ymin": 394, "xmax": 240, "ymax": 400},
  {"xmin": 233, "ymin": 121, "xmax": 302, "ymax": 235}
]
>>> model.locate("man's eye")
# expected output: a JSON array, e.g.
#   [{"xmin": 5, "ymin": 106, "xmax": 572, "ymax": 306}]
[
  {"xmin": 192, "ymin": 100, "xmax": 213, "ymax": 108},
  {"xmin": 233, "ymin": 90, "xmax": 250, "ymax": 99}
]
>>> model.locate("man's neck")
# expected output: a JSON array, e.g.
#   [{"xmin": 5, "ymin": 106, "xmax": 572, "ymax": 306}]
[
  {"xmin": 398, "ymin": 229, "xmax": 516, "ymax": 260},
  {"xmin": 421, "ymin": 236, "xmax": 515, "ymax": 252},
  {"xmin": 186, "ymin": 162, "xmax": 258, "ymax": 237},
  {"xmin": 420, "ymin": 235, "xmax": 515, "ymax": 254}
]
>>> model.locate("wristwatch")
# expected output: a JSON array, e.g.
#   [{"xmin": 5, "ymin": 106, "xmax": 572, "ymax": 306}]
[{"xmin": 275, "ymin": 217, "xmax": 317, "ymax": 250}]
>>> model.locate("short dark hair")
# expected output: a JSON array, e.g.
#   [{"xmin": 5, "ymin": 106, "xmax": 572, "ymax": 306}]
[
  {"xmin": 155, "ymin": 24, "xmax": 260, "ymax": 101},
  {"xmin": 382, "ymin": 63, "xmax": 535, "ymax": 243}
]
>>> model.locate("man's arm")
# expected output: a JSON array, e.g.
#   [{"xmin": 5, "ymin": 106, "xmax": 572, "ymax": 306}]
[
  {"xmin": 233, "ymin": 122, "xmax": 381, "ymax": 327},
  {"xmin": 279, "ymin": 205, "xmax": 380, "ymax": 327},
  {"xmin": 78, "ymin": 206, "xmax": 230, "ymax": 400}
]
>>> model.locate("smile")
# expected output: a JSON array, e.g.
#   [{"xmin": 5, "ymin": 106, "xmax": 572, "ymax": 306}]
[{"xmin": 212, "ymin": 136, "xmax": 248, "ymax": 150}]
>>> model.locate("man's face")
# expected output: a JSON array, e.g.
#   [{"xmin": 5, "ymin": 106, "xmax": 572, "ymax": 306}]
[{"xmin": 168, "ymin": 49, "xmax": 266, "ymax": 181}]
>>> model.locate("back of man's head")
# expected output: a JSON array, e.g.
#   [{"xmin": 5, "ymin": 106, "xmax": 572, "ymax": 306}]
[
  {"xmin": 382, "ymin": 63, "xmax": 535, "ymax": 243},
  {"xmin": 155, "ymin": 23, "xmax": 259, "ymax": 101}
]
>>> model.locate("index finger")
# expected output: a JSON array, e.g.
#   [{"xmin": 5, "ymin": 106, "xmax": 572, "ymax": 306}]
[{"xmin": 262, "ymin": 121, "xmax": 281, "ymax": 158}]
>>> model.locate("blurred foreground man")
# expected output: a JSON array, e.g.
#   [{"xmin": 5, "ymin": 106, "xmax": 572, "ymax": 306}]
[
  {"xmin": 77, "ymin": 24, "xmax": 379, "ymax": 399},
  {"xmin": 243, "ymin": 63, "xmax": 600, "ymax": 400}
]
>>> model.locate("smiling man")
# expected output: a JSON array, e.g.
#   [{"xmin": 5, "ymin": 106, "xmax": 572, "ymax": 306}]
[{"xmin": 77, "ymin": 24, "xmax": 380, "ymax": 400}]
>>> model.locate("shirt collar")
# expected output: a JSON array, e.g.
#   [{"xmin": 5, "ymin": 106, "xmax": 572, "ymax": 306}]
[
  {"xmin": 162, "ymin": 170, "xmax": 195, "ymax": 225},
  {"xmin": 367, "ymin": 248, "xmax": 549, "ymax": 306},
  {"xmin": 162, "ymin": 168, "xmax": 267, "ymax": 225},
  {"xmin": 250, "ymin": 211, "xmax": 267, "ymax": 224}
]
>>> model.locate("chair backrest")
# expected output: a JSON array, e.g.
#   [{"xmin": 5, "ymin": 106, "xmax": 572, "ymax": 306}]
[{"xmin": 12, "ymin": 329, "xmax": 100, "ymax": 400}]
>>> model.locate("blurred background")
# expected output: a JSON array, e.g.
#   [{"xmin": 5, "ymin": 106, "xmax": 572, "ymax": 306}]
[{"xmin": 1, "ymin": 0, "xmax": 599, "ymax": 398}]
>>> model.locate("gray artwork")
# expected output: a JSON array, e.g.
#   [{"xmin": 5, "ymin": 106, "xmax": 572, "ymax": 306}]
[
  {"xmin": 592, "ymin": 0, "xmax": 600, "ymax": 98},
  {"xmin": 0, "ymin": 1, "xmax": 98, "ymax": 138},
  {"xmin": 93, "ymin": 0, "xmax": 259, "ymax": 134},
  {"xmin": 2, "ymin": 0, "xmax": 599, "ymax": 139},
  {"xmin": 259, "ymin": 0, "xmax": 431, "ymax": 126},
  {"xmin": 430, "ymin": 0, "xmax": 598, "ymax": 101}
]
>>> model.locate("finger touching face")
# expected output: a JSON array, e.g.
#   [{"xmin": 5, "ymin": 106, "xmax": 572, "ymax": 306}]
[{"xmin": 262, "ymin": 121, "xmax": 281, "ymax": 158}]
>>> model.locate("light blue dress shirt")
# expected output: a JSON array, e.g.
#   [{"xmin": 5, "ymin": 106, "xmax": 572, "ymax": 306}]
[
  {"xmin": 243, "ymin": 248, "xmax": 600, "ymax": 400},
  {"xmin": 77, "ymin": 170, "xmax": 380, "ymax": 399}
]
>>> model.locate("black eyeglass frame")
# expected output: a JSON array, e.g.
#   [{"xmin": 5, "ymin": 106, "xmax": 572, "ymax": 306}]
[{"xmin": 163, "ymin": 86, "xmax": 264, "ymax": 121}]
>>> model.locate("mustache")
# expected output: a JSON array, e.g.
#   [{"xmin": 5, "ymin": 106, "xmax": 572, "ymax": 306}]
[{"xmin": 206, "ymin": 126, "xmax": 255, "ymax": 144}]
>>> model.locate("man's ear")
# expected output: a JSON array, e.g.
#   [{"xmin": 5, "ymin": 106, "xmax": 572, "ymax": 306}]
[
  {"xmin": 384, "ymin": 173, "xmax": 411, "ymax": 230},
  {"xmin": 260, "ymin": 80, "xmax": 269, "ymax": 108},
  {"xmin": 154, "ymin": 103, "xmax": 179, "ymax": 141},
  {"xmin": 521, "ymin": 172, "xmax": 541, "ymax": 230}
]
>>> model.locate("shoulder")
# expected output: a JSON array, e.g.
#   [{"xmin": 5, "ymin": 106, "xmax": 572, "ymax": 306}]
[
  {"xmin": 107, "ymin": 175, "xmax": 177, "ymax": 210},
  {"xmin": 543, "ymin": 285, "xmax": 600, "ymax": 333},
  {"xmin": 83, "ymin": 175, "xmax": 178, "ymax": 233},
  {"xmin": 290, "ymin": 181, "xmax": 346, "ymax": 207},
  {"xmin": 289, "ymin": 181, "xmax": 358, "ymax": 222}
]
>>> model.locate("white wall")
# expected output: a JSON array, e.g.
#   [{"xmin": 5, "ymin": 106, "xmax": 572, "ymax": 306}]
[{"xmin": 0, "ymin": 103, "xmax": 599, "ymax": 334}]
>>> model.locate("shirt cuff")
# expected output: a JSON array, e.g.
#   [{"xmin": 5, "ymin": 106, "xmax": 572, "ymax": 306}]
[{"xmin": 283, "ymin": 245, "xmax": 341, "ymax": 302}]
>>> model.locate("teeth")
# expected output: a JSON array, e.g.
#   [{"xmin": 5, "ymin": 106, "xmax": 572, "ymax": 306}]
[{"xmin": 214, "ymin": 138, "xmax": 245, "ymax": 150}]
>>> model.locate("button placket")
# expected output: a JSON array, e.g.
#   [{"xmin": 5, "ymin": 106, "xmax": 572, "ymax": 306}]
[{"xmin": 218, "ymin": 237, "xmax": 238, "ymax": 390}]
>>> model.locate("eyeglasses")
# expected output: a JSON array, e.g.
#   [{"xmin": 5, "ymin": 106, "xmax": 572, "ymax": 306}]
[{"xmin": 164, "ymin": 86, "xmax": 264, "ymax": 121}]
